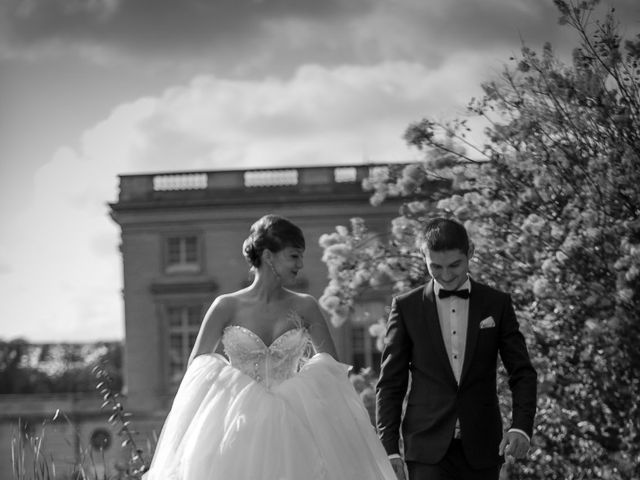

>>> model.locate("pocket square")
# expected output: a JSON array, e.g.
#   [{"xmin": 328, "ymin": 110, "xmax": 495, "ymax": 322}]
[{"xmin": 479, "ymin": 316, "xmax": 495, "ymax": 329}]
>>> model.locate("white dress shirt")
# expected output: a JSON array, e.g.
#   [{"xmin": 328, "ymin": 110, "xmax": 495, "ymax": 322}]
[
  {"xmin": 434, "ymin": 278, "xmax": 471, "ymax": 385},
  {"xmin": 434, "ymin": 278, "xmax": 471, "ymax": 438}
]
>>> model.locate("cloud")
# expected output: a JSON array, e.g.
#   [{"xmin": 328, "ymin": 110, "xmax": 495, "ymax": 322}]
[
  {"xmin": 2, "ymin": 0, "xmax": 640, "ymax": 343},
  {"xmin": 0, "ymin": 0, "xmax": 374, "ymax": 64},
  {"xmin": 0, "ymin": 57, "xmax": 494, "ymax": 341},
  {"xmin": 0, "ymin": 256, "xmax": 11, "ymax": 275},
  {"xmin": 71, "ymin": 58, "xmax": 494, "ymax": 177},
  {"xmin": 6, "ymin": 0, "xmax": 639, "ymax": 73}
]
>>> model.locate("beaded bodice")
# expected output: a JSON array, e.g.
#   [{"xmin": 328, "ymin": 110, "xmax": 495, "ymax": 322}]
[{"xmin": 222, "ymin": 325, "xmax": 311, "ymax": 389}]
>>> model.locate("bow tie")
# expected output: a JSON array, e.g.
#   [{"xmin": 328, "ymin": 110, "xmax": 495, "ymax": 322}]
[{"xmin": 438, "ymin": 288, "xmax": 470, "ymax": 299}]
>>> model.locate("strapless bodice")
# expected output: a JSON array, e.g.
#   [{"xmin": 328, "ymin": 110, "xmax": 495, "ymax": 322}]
[{"xmin": 222, "ymin": 325, "xmax": 310, "ymax": 388}]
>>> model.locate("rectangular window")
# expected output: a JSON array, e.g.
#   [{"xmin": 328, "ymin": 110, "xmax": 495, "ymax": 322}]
[
  {"xmin": 165, "ymin": 235, "xmax": 200, "ymax": 274},
  {"xmin": 167, "ymin": 305, "xmax": 203, "ymax": 385},
  {"xmin": 350, "ymin": 325, "xmax": 382, "ymax": 372}
]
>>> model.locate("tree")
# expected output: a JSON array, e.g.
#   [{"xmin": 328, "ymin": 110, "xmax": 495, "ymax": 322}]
[
  {"xmin": 319, "ymin": 1, "xmax": 640, "ymax": 478},
  {"xmin": 0, "ymin": 339, "xmax": 29, "ymax": 394},
  {"xmin": 0, "ymin": 341, "xmax": 123, "ymax": 394}
]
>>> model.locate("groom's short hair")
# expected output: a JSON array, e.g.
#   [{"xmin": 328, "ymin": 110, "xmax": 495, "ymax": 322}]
[{"xmin": 421, "ymin": 217, "xmax": 470, "ymax": 254}]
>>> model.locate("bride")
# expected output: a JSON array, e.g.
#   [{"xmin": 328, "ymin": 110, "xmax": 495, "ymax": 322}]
[{"xmin": 144, "ymin": 214, "xmax": 398, "ymax": 479}]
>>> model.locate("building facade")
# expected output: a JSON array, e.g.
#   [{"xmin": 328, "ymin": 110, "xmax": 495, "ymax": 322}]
[
  {"xmin": 108, "ymin": 164, "xmax": 403, "ymax": 441},
  {"xmin": 0, "ymin": 164, "xmax": 409, "ymax": 478}
]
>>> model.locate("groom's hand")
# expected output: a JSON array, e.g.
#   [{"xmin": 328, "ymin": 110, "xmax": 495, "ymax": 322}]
[
  {"xmin": 390, "ymin": 457, "xmax": 406, "ymax": 480},
  {"xmin": 499, "ymin": 430, "xmax": 530, "ymax": 460}
]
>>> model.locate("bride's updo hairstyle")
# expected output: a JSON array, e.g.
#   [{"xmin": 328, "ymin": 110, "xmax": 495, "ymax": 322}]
[{"xmin": 242, "ymin": 215, "xmax": 305, "ymax": 268}]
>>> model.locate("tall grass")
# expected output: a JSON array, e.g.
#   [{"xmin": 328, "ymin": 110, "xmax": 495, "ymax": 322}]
[
  {"xmin": 9, "ymin": 362, "xmax": 151, "ymax": 480},
  {"xmin": 11, "ymin": 417, "xmax": 57, "ymax": 480},
  {"xmin": 93, "ymin": 362, "xmax": 150, "ymax": 478}
]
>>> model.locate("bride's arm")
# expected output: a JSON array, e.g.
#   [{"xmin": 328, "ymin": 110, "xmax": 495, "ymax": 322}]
[
  {"xmin": 300, "ymin": 295, "xmax": 339, "ymax": 359},
  {"xmin": 188, "ymin": 295, "xmax": 233, "ymax": 366}
]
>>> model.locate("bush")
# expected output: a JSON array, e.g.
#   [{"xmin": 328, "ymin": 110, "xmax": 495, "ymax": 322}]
[{"xmin": 320, "ymin": 2, "xmax": 640, "ymax": 478}]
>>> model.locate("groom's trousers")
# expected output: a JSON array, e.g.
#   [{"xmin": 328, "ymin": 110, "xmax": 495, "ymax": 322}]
[{"xmin": 406, "ymin": 439, "xmax": 501, "ymax": 480}]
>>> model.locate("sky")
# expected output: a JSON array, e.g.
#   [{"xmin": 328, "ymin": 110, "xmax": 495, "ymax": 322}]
[{"xmin": 1, "ymin": 0, "xmax": 639, "ymax": 343}]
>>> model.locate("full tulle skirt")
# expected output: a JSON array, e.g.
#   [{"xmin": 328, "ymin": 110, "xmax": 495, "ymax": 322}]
[{"xmin": 144, "ymin": 353, "xmax": 396, "ymax": 480}]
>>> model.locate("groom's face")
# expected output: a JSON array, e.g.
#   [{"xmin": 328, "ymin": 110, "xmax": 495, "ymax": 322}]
[{"xmin": 422, "ymin": 247, "xmax": 471, "ymax": 290}]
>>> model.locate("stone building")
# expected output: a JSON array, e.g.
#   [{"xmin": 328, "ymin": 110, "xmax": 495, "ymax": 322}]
[
  {"xmin": 0, "ymin": 164, "xmax": 404, "ymax": 478},
  {"xmin": 108, "ymin": 164, "xmax": 403, "ymax": 449}
]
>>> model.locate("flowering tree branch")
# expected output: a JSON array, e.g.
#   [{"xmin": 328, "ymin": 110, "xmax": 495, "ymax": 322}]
[{"xmin": 319, "ymin": 1, "xmax": 640, "ymax": 477}]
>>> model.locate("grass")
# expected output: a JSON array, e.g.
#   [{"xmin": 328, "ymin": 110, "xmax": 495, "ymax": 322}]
[{"xmin": 9, "ymin": 362, "xmax": 152, "ymax": 480}]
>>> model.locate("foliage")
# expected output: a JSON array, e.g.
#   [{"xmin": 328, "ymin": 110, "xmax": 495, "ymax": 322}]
[
  {"xmin": 11, "ymin": 418, "xmax": 57, "ymax": 480},
  {"xmin": 11, "ymin": 410, "xmax": 120, "ymax": 480},
  {"xmin": 93, "ymin": 362, "xmax": 151, "ymax": 479},
  {"xmin": 349, "ymin": 367, "xmax": 379, "ymax": 424},
  {"xmin": 320, "ymin": 1, "xmax": 640, "ymax": 478},
  {"xmin": 9, "ymin": 361, "xmax": 150, "ymax": 480},
  {"xmin": 0, "ymin": 341, "xmax": 122, "ymax": 394}
]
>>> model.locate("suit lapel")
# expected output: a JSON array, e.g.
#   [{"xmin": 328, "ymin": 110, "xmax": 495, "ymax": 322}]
[
  {"xmin": 460, "ymin": 279, "xmax": 484, "ymax": 385},
  {"xmin": 422, "ymin": 281, "xmax": 457, "ymax": 384}
]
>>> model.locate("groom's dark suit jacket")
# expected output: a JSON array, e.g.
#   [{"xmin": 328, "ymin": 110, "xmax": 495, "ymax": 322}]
[{"xmin": 375, "ymin": 279, "xmax": 537, "ymax": 469}]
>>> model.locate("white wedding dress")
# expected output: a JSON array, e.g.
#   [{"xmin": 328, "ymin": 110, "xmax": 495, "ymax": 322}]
[{"xmin": 145, "ymin": 322, "xmax": 397, "ymax": 479}]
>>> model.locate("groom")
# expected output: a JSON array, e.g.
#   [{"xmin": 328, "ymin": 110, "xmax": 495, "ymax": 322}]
[{"xmin": 376, "ymin": 218, "xmax": 537, "ymax": 480}]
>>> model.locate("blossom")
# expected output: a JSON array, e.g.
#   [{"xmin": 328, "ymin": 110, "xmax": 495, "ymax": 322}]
[
  {"xmin": 406, "ymin": 201, "xmax": 428, "ymax": 214},
  {"xmin": 398, "ymin": 165, "xmax": 422, "ymax": 193},
  {"xmin": 369, "ymin": 269, "xmax": 389, "ymax": 289},
  {"xmin": 329, "ymin": 305, "xmax": 351, "ymax": 327},
  {"xmin": 349, "ymin": 270, "xmax": 371, "ymax": 289},
  {"xmin": 625, "ymin": 265, "xmax": 639, "ymax": 282},
  {"xmin": 550, "ymin": 224, "xmax": 564, "ymax": 240},
  {"xmin": 584, "ymin": 227, "xmax": 600, "ymax": 239},
  {"xmin": 391, "ymin": 216, "xmax": 421, "ymax": 241},
  {"xmin": 521, "ymin": 213, "xmax": 546, "ymax": 236},
  {"xmin": 532, "ymin": 277, "xmax": 550, "ymax": 297},
  {"xmin": 488, "ymin": 200, "xmax": 509, "ymax": 214},
  {"xmin": 541, "ymin": 258, "xmax": 557, "ymax": 274},
  {"xmin": 370, "ymin": 191, "xmax": 386, "ymax": 207},
  {"xmin": 561, "ymin": 234, "xmax": 581, "ymax": 252},
  {"xmin": 321, "ymin": 243, "xmax": 350, "ymax": 263},
  {"xmin": 335, "ymin": 225, "xmax": 349, "ymax": 236},
  {"xmin": 350, "ymin": 217, "xmax": 366, "ymax": 237},
  {"xmin": 369, "ymin": 318, "xmax": 387, "ymax": 352},
  {"xmin": 617, "ymin": 288, "xmax": 634, "ymax": 303},
  {"xmin": 318, "ymin": 232, "xmax": 343, "ymax": 248},
  {"xmin": 436, "ymin": 194, "xmax": 464, "ymax": 212},
  {"xmin": 317, "ymin": 7, "xmax": 640, "ymax": 473},
  {"xmin": 453, "ymin": 205, "xmax": 471, "ymax": 219},
  {"xmin": 319, "ymin": 294, "xmax": 340, "ymax": 311}
]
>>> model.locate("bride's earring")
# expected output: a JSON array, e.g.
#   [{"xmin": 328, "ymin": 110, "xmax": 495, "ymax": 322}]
[{"xmin": 267, "ymin": 260, "xmax": 281, "ymax": 280}]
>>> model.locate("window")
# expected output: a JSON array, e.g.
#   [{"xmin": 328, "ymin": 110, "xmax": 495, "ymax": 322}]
[
  {"xmin": 350, "ymin": 324, "xmax": 382, "ymax": 372},
  {"xmin": 349, "ymin": 300, "xmax": 386, "ymax": 372},
  {"xmin": 90, "ymin": 428, "xmax": 112, "ymax": 451},
  {"xmin": 165, "ymin": 235, "xmax": 200, "ymax": 274},
  {"xmin": 167, "ymin": 305, "xmax": 202, "ymax": 385}
]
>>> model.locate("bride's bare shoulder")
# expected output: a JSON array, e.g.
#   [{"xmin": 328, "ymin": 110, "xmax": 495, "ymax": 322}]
[
  {"xmin": 212, "ymin": 292, "xmax": 237, "ymax": 307},
  {"xmin": 216, "ymin": 287, "xmax": 257, "ymax": 306},
  {"xmin": 287, "ymin": 291, "xmax": 337, "ymax": 356},
  {"xmin": 287, "ymin": 291, "xmax": 322, "ymax": 320},
  {"xmin": 204, "ymin": 293, "xmax": 240, "ymax": 322},
  {"xmin": 287, "ymin": 290, "xmax": 317, "ymax": 306}
]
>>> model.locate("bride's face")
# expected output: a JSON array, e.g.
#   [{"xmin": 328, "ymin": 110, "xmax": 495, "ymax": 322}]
[{"xmin": 270, "ymin": 246, "xmax": 304, "ymax": 284}]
